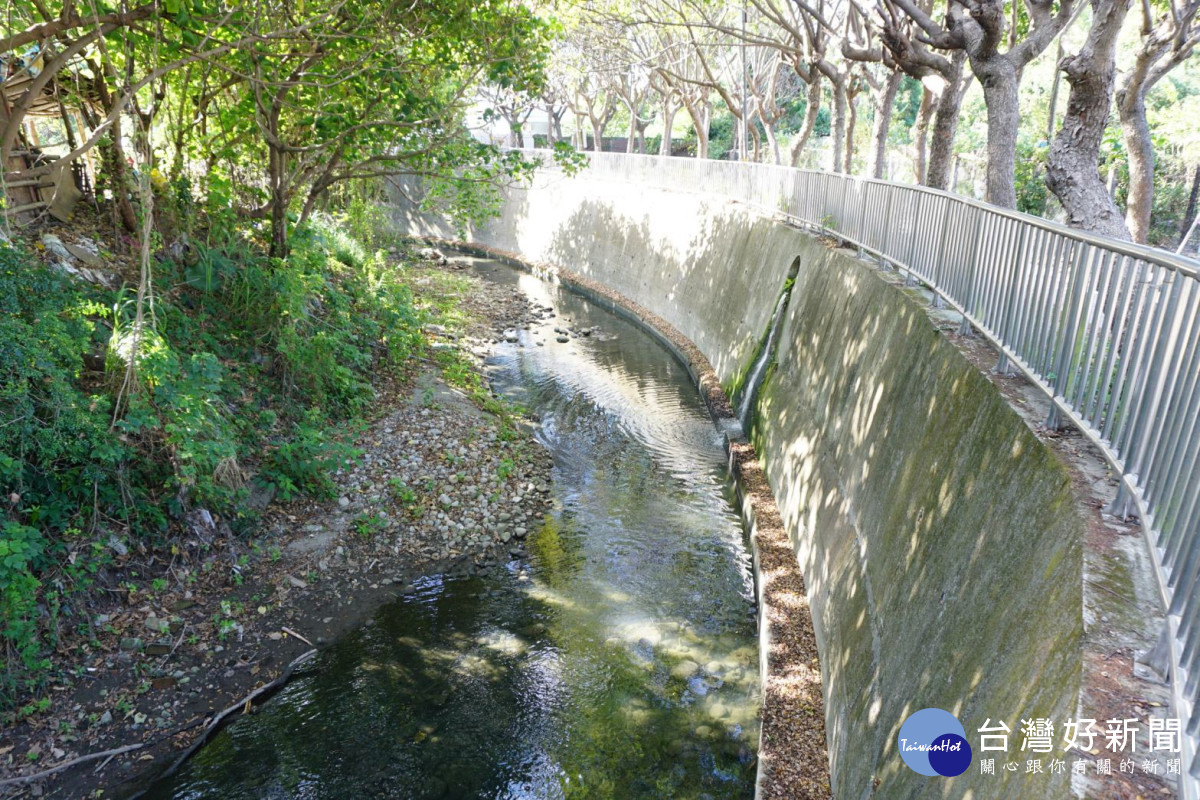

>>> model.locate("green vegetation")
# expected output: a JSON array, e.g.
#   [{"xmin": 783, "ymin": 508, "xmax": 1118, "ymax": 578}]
[
  {"xmin": 0, "ymin": 0, "xmax": 588, "ymax": 713},
  {"xmin": 0, "ymin": 206, "xmax": 447, "ymax": 709},
  {"xmin": 352, "ymin": 513, "xmax": 387, "ymax": 539}
]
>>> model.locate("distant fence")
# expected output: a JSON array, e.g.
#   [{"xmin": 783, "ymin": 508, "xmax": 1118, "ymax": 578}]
[{"xmin": 518, "ymin": 148, "xmax": 1200, "ymax": 790}]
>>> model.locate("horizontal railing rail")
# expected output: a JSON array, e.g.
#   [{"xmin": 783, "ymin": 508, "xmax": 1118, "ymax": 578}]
[{"xmin": 517, "ymin": 148, "xmax": 1200, "ymax": 794}]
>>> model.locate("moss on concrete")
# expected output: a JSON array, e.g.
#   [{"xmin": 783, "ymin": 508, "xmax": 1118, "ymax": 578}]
[
  {"xmin": 755, "ymin": 249, "xmax": 1081, "ymax": 799},
  {"xmin": 393, "ymin": 177, "xmax": 1084, "ymax": 800}
]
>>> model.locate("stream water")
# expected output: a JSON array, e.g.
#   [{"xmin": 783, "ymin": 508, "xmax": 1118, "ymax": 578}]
[{"xmin": 139, "ymin": 256, "xmax": 760, "ymax": 800}]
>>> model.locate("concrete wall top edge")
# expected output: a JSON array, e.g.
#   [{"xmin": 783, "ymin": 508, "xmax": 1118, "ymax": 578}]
[{"xmin": 389, "ymin": 175, "xmax": 1083, "ymax": 800}]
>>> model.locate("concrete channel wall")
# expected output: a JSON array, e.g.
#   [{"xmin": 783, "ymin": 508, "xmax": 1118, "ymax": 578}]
[{"xmin": 391, "ymin": 171, "xmax": 1083, "ymax": 799}]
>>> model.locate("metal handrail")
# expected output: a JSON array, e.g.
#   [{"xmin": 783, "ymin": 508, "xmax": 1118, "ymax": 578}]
[
  {"xmin": 516, "ymin": 148, "xmax": 1200, "ymax": 792},
  {"xmin": 805, "ymin": 169, "xmax": 1200, "ymax": 278}
]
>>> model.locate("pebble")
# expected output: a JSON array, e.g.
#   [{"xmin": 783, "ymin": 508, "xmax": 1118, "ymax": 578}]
[
  {"xmin": 46, "ymin": 263, "xmax": 559, "ymax": 780},
  {"xmin": 672, "ymin": 660, "xmax": 701, "ymax": 680}
]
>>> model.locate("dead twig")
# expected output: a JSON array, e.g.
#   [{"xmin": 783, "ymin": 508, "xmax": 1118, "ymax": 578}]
[
  {"xmin": 282, "ymin": 626, "xmax": 315, "ymax": 647},
  {"xmin": 1, "ymin": 712, "xmax": 214, "ymax": 787},
  {"xmin": 0, "ymin": 743, "xmax": 145, "ymax": 787},
  {"xmin": 153, "ymin": 648, "xmax": 319, "ymax": 781}
]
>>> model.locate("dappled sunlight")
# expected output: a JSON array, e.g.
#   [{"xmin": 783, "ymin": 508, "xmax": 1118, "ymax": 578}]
[
  {"xmin": 523, "ymin": 582, "xmax": 585, "ymax": 613},
  {"xmin": 394, "ymin": 173, "xmax": 1086, "ymax": 798},
  {"xmin": 476, "ymin": 630, "xmax": 530, "ymax": 658},
  {"xmin": 754, "ymin": 237, "xmax": 1083, "ymax": 797}
]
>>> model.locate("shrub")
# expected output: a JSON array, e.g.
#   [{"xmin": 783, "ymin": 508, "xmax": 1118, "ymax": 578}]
[
  {"xmin": 258, "ymin": 412, "xmax": 359, "ymax": 501},
  {"xmin": 0, "ymin": 249, "xmax": 123, "ymax": 532},
  {"xmin": 0, "ymin": 209, "xmax": 426, "ymax": 710}
]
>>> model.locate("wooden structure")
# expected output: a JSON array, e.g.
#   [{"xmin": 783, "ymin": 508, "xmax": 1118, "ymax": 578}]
[{"xmin": 1, "ymin": 45, "xmax": 89, "ymax": 224}]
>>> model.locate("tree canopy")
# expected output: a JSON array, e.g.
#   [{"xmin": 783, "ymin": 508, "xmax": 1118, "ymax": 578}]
[
  {"xmin": 1, "ymin": 0, "xmax": 1198, "ymax": 245},
  {"xmin": 1, "ymin": 0, "xmax": 558, "ymax": 252},
  {"xmin": 518, "ymin": 0, "xmax": 1199, "ymax": 249}
]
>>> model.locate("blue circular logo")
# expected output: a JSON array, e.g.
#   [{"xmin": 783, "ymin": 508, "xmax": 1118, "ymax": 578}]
[{"xmin": 898, "ymin": 708, "xmax": 972, "ymax": 777}]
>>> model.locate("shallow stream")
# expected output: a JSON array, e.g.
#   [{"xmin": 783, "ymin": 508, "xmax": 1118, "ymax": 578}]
[{"xmin": 141, "ymin": 256, "xmax": 760, "ymax": 800}]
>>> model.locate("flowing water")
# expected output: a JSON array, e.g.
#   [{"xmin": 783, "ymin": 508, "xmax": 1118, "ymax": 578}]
[{"xmin": 139, "ymin": 256, "xmax": 760, "ymax": 800}]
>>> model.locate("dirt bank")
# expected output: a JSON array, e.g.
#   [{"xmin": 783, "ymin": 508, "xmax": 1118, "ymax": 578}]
[{"xmin": 0, "ymin": 256, "xmax": 554, "ymax": 799}]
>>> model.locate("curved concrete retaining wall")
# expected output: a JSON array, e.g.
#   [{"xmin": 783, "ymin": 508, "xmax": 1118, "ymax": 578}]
[{"xmin": 392, "ymin": 171, "xmax": 1083, "ymax": 799}]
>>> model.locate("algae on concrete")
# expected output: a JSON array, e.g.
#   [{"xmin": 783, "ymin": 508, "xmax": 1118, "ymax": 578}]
[{"xmin": 392, "ymin": 175, "xmax": 1085, "ymax": 800}]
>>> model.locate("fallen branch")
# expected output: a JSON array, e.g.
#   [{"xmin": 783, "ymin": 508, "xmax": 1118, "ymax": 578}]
[
  {"xmin": 155, "ymin": 648, "xmax": 319, "ymax": 780},
  {"xmin": 0, "ymin": 702, "xmax": 221, "ymax": 788},
  {"xmin": 282, "ymin": 626, "xmax": 315, "ymax": 648},
  {"xmin": 0, "ymin": 743, "xmax": 145, "ymax": 787}
]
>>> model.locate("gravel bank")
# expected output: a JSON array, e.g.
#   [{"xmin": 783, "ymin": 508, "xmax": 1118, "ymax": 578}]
[
  {"xmin": 414, "ymin": 237, "xmax": 833, "ymax": 799},
  {"xmin": 0, "ymin": 255, "xmax": 554, "ymax": 799}
]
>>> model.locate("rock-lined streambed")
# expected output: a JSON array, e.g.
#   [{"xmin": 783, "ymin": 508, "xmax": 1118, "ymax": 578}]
[{"xmin": 138, "ymin": 255, "xmax": 760, "ymax": 799}]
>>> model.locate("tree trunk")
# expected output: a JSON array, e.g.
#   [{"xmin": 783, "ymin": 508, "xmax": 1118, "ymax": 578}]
[
  {"xmin": 661, "ymin": 101, "xmax": 677, "ymax": 155},
  {"xmin": 844, "ymin": 90, "xmax": 856, "ymax": 173},
  {"xmin": 978, "ymin": 60, "xmax": 1021, "ymax": 208},
  {"xmin": 870, "ymin": 72, "xmax": 901, "ymax": 179},
  {"xmin": 790, "ymin": 76, "xmax": 822, "ymax": 167},
  {"xmin": 683, "ymin": 100, "xmax": 709, "ymax": 159},
  {"xmin": 104, "ymin": 109, "xmax": 139, "ymax": 233},
  {"xmin": 88, "ymin": 72, "xmax": 139, "ymax": 233},
  {"xmin": 299, "ymin": 182, "xmax": 326, "ymax": 227},
  {"xmin": 1118, "ymin": 86, "xmax": 1155, "ymax": 242},
  {"xmin": 590, "ymin": 117, "xmax": 604, "ymax": 151},
  {"xmin": 763, "ymin": 119, "xmax": 781, "ymax": 164},
  {"xmin": 268, "ymin": 145, "xmax": 289, "ymax": 257},
  {"xmin": 830, "ymin": 78, "xmax": 847, "ymax": 172},
  {"xmin": 913, "ymin": 87, "xmax": 935, "ymax": 184},
  {"xmin": 1180, "ymin": 164, "xmax": 1200, "ymax": 243},
  {"xmin": 926, "ymin": 58, "xmax": 967, "ymax": 190},
  {"xmin": 1045, "ymin": 0, "xmax": 1132, "ymax": 239},
  {"xmin": 1046, "ymin": 39, "xmax": 1065, "ymax": 141}
]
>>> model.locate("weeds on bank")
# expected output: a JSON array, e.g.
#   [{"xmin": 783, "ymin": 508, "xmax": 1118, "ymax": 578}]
[{"xmin": 0, "ymin": 198, "xmax": 432, "ymax": 710}]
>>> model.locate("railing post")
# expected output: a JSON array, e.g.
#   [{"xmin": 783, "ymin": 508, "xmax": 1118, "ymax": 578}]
[
  {"xmin": 930, "ymin": 197, "xmax": 953, "ymax": 308},
  {"xmin": 958, "ymin": 209, "xmax": 987, "ymax": 335},
  {"xmin": 1046, "ymin": 243, "xmax": 1092, "ymax": 429},
  {"xmin": 1123, "ymin": 274, "xmax": 1184, "ymax": 490},
  {"xmin": 996, "ymin": 223, "xmax": 1031, "ymax": 375},
  {"xmin": 837, "ymin": 174, "xmax": 850, "ymax": 244},
  {"xmin": 906, "ymin": 189, "xmax": 923, "ymax": 284},
  {"xmin": 880, "ymin": 187, "xmax": 895, "ymax": 269},
  {"xmin": 857, "ymin": 181, "xmax": 868, "ymax": 258}
]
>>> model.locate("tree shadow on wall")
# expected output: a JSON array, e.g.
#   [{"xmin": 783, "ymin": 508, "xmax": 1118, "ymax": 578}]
[
  {"xmin": 756, "ymin": 252, "xmax": 1083, "ymax": 800},
  {"xmin": 541, "ymin": 197, "xmax": 785, "ymax": 381}
]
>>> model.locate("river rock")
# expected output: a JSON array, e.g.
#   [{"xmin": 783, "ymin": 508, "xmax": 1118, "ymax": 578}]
[{"xmin": 671, "ymin": 660, "xmax": 700, "ymax": 680}]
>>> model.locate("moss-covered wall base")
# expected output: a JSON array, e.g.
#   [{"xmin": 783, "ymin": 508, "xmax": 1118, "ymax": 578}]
[{"xmin": 391, "ymin": 173, "xmax": 1083, "ymax": 799}]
